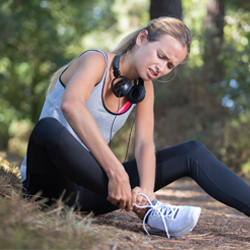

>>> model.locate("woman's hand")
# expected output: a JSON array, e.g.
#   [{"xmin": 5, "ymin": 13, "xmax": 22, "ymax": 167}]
[
  {"xmin": 132, "ymin": 187, "xmax": 156, "ymax": 219},
  {"xmin": 106, "ymin": 168, "xmax": 133, "ymax": 211}
]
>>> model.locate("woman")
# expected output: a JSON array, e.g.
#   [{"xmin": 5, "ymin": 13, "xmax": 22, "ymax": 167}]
[{"xmin": 21, "ymin": 16, "xmax": 250, "ymax": 238}]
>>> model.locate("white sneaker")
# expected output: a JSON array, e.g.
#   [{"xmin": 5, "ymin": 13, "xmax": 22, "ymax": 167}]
[{"xmin": 134, "ymin": 193, "xmax": 201, "ymax": 238}]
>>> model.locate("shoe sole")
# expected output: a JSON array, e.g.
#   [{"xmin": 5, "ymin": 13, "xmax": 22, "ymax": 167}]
[{"xmin": 150, "ymin": 207, "xmax": 202, "ymax": 237}]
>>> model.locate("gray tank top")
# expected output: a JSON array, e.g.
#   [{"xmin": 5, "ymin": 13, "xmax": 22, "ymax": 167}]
[{"xmin": 20, "ymin": 50, "xmax": 136, "ymax": 182}]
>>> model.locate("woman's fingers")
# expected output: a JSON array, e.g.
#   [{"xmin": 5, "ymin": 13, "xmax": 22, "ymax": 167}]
[
  {"xmin": 107, "ymin": 189, "xmax": 132, "ymax": 210},
  {"xmin": 107, "ymin": 171, "xmax": 133, "ymax": 210},
  {"xmin": 107, "ymin": 196, "xmax": 132, "ymax": 211},
  {"xmin": 132, "ymin": 187, "xmax": 156, "ymax": 210}
]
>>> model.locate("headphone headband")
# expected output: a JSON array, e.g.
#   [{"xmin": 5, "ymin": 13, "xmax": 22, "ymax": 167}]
[{"xmin": 113, "ymin": 52, "xmax": 122, "ymax": 77}]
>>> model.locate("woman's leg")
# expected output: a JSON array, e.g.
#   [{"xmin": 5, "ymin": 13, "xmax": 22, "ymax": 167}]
[
  {"xmin": 153, "ymin": 140, "xmax": 250, "ymax": 217},
  {"xmin": 26, "ymin": 117, "xmax": 147, "ymax": 214},
  {"xmin": 26, "ymin": 117, "xmax": 117, "ymax": 211},
  {"xmin": 27, "ymin": 119, "xmax": 250, "ymax": 217}
]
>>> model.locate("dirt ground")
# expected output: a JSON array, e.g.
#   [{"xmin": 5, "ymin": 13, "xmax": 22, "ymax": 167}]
[
  {"xmin": 93, "ymin": 177, "xmax": 250, "ymax": 250},
  {"xmin": 2, "ymin": 151, "xmax": 250, "ymax": 249}
]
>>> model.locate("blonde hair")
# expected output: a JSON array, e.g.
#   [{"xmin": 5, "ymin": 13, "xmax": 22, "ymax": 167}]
[
  {"xmin": 47, "ymin": 17, "xmax": 191, "ymax": 95},
  {"xmin": 46, "ymin": 64, "xmax": 68, "ymax": 96},
  {"xmin": 112, "ymin": 16, "xmax": 191, "ymax": 55},
  {"xmin": 46, "ymin": 57, "xmax": 76, "ymax": 96}
]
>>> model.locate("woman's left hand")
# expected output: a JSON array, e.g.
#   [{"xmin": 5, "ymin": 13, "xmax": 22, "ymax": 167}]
[{"xmin": 131, "ymin": 187, "xmax": 156, "ymax": 218}]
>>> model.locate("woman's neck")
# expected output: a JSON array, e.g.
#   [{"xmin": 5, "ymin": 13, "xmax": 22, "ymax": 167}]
[{"xmin": 119, "ymin": 51, "xmax": 139, "ymax": 81}]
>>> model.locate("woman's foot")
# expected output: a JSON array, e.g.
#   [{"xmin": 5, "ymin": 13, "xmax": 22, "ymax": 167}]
[
  {"xmin": 146, "ymin": 200, "xmax": 201, "ymax": 237},
  {"xmin": 134, "ymin": 193, "xmax": 201, "ymax": 238}
]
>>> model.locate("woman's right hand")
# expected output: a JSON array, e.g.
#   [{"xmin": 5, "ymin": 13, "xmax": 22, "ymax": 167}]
[{"xmin": 107, "ymin": 168, "xmax": 132, "ymax": 211}]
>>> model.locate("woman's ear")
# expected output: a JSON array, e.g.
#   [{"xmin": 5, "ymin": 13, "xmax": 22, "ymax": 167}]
[{"xmin": 136, "ymin": 29, "xmax": 148, "ymax": 47}]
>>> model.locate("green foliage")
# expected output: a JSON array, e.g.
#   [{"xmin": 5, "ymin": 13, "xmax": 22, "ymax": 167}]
[
  {"xmin": 227, "ymin": 0, "xmax": 250, "ymax": 10},
  {"xmin": 0, "ymin": 0, "xmax": 116, "ymax": 125},
  {"xmin": 0, "ymin": 0, "xmax": 115, "ymax": 152},
  {"xmin": 0, "ymin": 98, "xmax": 17, "ymax": 148},
  {"xmin": 1, "ymin": 0, "xmax": 250, "ymax": 173},
  {"xmin": 0, "ymin": 0, "xmax": 149, "ymax": 154},
  {"xmin": 8, "ymin": 119, "xmax": 34, "ymax": 156},
  {"xmin": 183, "ymin": 0, "xmax": 206, "ymax": 68},
  {"xmin": 210, "ymin": 7, "xmax": 250, "ymax": 169},
  {"xmin": 152, "ymin": 0, "xmax": 250, "ymax": 172}
]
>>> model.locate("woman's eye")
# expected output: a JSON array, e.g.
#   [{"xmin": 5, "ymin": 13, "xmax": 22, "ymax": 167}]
[
  {"xmin": 158, "ymin": 53, "xmax": 164, "ymax": 59},
  {"xmin": 167, "ymin": 63, "xmax": 173, "ymax": 69}
]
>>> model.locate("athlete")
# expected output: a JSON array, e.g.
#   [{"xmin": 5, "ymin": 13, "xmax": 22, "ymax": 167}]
[{"xmin": 20, "ymin": 16, "xmax": 250, "ymax": 238}]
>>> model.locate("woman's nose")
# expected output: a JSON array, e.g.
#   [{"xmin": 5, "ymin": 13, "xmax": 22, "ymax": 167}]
[{"xmin": 157, "ymin": 62, "xmax": 170, "ymax": 75}]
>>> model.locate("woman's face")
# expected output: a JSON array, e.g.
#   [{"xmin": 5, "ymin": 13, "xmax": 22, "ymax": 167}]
[{"xmin": 135, "ymin": 31, "xmax": 187, "ymax": 81}]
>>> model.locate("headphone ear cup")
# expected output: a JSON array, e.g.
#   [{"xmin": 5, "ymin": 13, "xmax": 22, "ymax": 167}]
[
  {"xmin": 112, "ymin": 76, "xmax": 133, "ymax": 97},
  {"xmin": 127, "ymin": 84, "xmax": 146, "ymax": 104}
]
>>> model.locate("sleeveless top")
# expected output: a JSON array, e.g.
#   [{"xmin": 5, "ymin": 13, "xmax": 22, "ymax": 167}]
[{"xmin": 20, "ymin": 50, "xmax": 136, "ymax": 182}]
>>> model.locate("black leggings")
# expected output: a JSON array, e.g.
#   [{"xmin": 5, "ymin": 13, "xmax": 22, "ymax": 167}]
[{"xmin": 25, "ymin": 117, "xmax": 250, "ymax": 216}]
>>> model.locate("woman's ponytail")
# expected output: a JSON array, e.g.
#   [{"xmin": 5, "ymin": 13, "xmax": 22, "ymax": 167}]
[
  {"xmin": 46, "ymin": 64, "xmax": 69, "ymax": 96},
  {"xmin": 111, "ymin": 28, "xmax": 143, "ymax": 54}
]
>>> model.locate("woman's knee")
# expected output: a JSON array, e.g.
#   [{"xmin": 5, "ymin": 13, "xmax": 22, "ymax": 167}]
[
  {"xmin": 184, "ymin": 140, "xmax": 206, "ymax": 151},
  {"xmin": 34, "ymin": 117, "xmax": 61, "ymax": 133},
  {"xmin": 178, "ymin": 140, "xmax": 209, "ymax": 159},
  {"xmin": 31, "ymin": 118, "xmax": 63, "ymax": 143},
  {"xmin": 156, "ymin": 140, "xmax": 209, "ymax": 166}
]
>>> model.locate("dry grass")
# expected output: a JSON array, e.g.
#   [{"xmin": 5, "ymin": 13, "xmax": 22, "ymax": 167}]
[
  {"xmin": 2, "ymin": 157, "xmax": 250, "ymax": 250},
  {"xmin": 0, "ymin": 158, "xmax": 112, "ymax": 249}
]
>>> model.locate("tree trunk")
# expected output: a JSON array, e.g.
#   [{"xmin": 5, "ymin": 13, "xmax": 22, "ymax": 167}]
[
  {"xmin": 150, "ymin": 0, "xmax": 182, "ymax": 20},
  {"xmin": 203, "ymin": 0, "xmax": 225, "ymax": 84}
]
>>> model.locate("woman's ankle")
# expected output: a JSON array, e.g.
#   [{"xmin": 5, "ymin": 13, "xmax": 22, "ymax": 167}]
[{"xmin": 132, "ymin": 206, "xmax": 148, "ymax": 219}]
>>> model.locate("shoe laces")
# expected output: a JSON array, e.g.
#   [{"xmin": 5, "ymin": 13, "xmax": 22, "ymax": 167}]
[{"xmin": 134, "ymin": 193, "xmax": 179, "ymax": 238}]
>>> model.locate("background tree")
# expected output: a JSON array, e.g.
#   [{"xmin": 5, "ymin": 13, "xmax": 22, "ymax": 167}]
[
  {"xmin": 150, "ymin": 0, "xmax": 182, "ymax": 20},
  {"xmin": 203, "ymin": 0, "xmax": 225, "ymax": 83},
  {"xmin": 150, "ymin": 0, "xmax": 248, "ymax": 173}
]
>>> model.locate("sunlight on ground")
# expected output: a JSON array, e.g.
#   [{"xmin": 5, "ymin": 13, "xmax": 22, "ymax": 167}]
[{"xmin": 155, "ymin": 188, "xmax": 203, "ymax": 199}]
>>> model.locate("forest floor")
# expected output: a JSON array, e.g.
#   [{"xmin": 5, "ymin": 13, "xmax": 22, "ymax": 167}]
[
  {"xmin": 93, "ymin": 178, "xmax": 250, "ymax": 250},
  {"xmin": 2, "ymin": 151, "xmax": 250, "ymax": 250}
]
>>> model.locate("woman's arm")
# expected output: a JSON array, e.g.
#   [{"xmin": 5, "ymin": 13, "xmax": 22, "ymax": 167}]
[
  {"xmin": 132, "ymin": 80, "xmax": 156, "ymax": 206},
  {"xmin": 61, "ymin": 51, "xmax": 132, "ymax": 210}
]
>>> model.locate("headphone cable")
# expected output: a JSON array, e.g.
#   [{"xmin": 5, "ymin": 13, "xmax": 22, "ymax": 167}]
[
  {"xmin": 109, "ymin": 96, "xmax": 121, "ymax": 143},
  {"xmin": 123, "ymin": 104, "xmax": 138, "ymax": 163},
  {"xmin": 109, "ymin": 99, "xmax": 138, "ymax": 164}
]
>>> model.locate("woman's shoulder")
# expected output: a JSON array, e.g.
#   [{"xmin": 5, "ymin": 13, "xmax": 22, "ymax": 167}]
[
  {"xmin": 77, "ymin": 50, "xmax": 107, "ymax": 65},
  {"xmin": 77, "ymin": 50, "xmax": 117, "ymax": 66},
  {"xmin": 67, "ymin": 50, "xmax": 108, "ymax": 79},
  {"xmin": 61, "ymin": 50, "xmax": 111, "ymax": 86}
]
